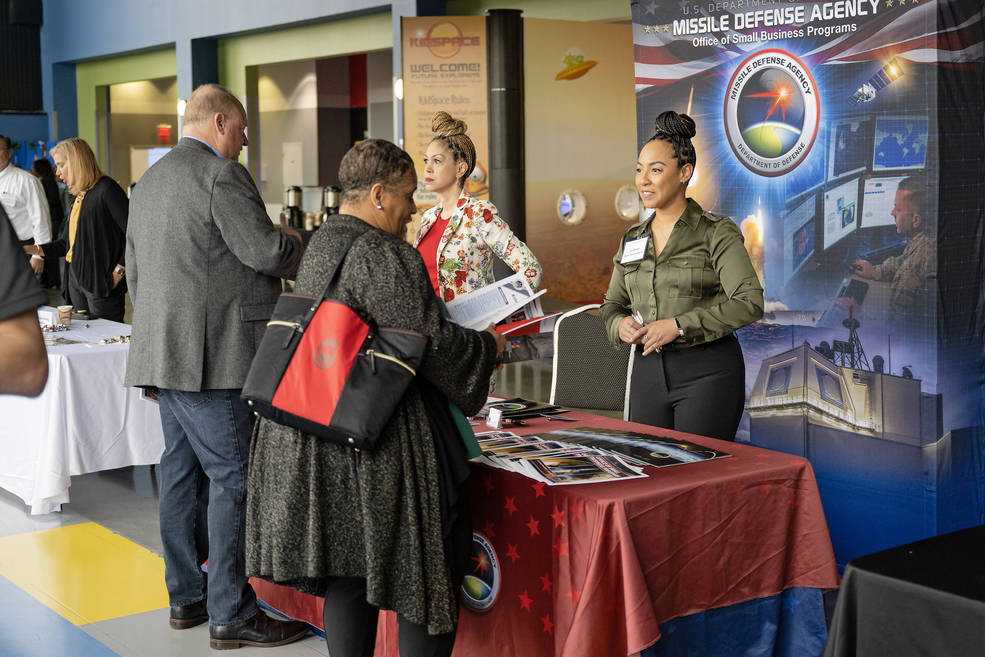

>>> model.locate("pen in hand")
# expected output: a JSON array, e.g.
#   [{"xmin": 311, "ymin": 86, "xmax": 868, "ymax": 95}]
[{"xmin": 632, "ymin": 311, "xmax": 662, "ymax": 354}]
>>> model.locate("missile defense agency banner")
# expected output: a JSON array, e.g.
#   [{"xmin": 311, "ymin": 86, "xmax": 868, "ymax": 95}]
[{"xmin": 632, "ymin": 0, "xmax": 983, "ymax": 564}]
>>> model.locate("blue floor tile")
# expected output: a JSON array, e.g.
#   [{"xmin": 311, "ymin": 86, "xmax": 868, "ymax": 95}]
[{"xmin": 0, "ymin": 574, "xmax": 121, "ymax": 657}]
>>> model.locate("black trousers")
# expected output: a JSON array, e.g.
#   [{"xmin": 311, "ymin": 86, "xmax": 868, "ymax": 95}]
[
  {"xmin": 67, "ymin": 263, "xmax": 125, "ymax": 322},
  {"xmin": 628, "ymin": 333, "xmax": 746, "ymax": 441},
  {"xmin": 321, "ymin": 576, "xmax": 456, "ymax": 657}
]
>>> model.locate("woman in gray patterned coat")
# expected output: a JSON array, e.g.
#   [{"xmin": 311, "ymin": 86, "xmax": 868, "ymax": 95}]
[{"xmin": 246, "ymin": 139, "xmax": 505, "ymax": 657}]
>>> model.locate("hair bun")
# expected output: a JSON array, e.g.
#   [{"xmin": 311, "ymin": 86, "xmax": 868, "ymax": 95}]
[
  {"xmin": 654, "ymin": 111, "xmax": 696, "ymax": 139},
  {"xmin": 431, "ymin": 111, "xmax": 468, "ymax": 137}
]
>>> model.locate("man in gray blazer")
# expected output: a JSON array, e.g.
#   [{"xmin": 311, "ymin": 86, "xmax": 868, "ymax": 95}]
[{"xmin": 125, "ymin": 84, "xmax": 308, "ymax": 649}]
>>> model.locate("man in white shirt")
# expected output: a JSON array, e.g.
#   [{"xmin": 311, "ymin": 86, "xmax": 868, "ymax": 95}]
[{"xmin": 0, "ymin": 135, "xmax": 51, "ymax": 275}]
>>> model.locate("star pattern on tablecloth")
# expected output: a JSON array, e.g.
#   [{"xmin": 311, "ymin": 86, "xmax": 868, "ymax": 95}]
[
  {"xmin": 482, "ymin": 520, "xmax": 496, "ymax": 538},
  {"xmin": 566, "ymin": 587, "xmax": 582, "ymax": 605},
  {"xmin": 569, "ymin": 503, "xmax": 583, "ymax": 521},
  {"xmin": 483, "ymin": 474, "xmax": 495, "ymax": 494},
  {"xmin": 506, "ymin": 543, "xmax": 520, "ymax": 564},
  {"xmin": 541, "ymin": 613, "xmax": 554, "ymax": 635},
  {"xmin": 531, "ymin": 482, "xmax": 546, "ymax": 498},
  {"xmin": 551, "ymin": 505, "xmax": 565, "ymax": 528},
  {"xmin": 540, "ymin": 572, "xmax": 553, "ymax": 592},
  {"xmin": 504, "ymin": 495, "xmax": 518, "ymax": 516},
  {"xmin": 518, "ymin": 589, "xmax": 533, "ymax": 612},
  {"xmin": 526, "ymin": 515, "xmax": 541, "ymax": 536},
  {"xmin": 552, "ymin": 539, "xmax": 569, "ymax": 556}
]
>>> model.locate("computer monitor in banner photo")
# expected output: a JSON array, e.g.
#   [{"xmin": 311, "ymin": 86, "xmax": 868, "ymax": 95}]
[
  {"xmin": 828, "ymin": 117, "xmax": 870, "ymax": 181},
  {"xmin": 783, "ymin": 194, "xmax": 817, "ymax": 284},
  {"xmin": 822, "ymin": 177, "xmax": 860, "ymax": 250},
  {"xmin": 872, "ymin": 115, "xmax": 928, "ymax": 172},
  {"xmin": 861, "ymin": 175, "xmax": 907, "ymax": 228}
]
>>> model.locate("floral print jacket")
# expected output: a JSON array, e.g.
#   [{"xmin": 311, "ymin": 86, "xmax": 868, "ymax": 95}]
[{"xmin": 413, "ymin": 190, "xmax": 542, "ymax": 302}]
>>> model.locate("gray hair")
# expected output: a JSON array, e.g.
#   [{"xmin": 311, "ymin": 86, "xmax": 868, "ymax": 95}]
[{"xmin": 338, "ymin": 140, "xmax": 415, "ymax": 203}]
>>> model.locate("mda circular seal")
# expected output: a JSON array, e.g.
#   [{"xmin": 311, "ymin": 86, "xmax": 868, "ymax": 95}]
[
  {"xmin": 724, "ymin": 49, "xmax": 819, "ymax": 177},
  {"xmin": 461, "ymin": 532, "xmax": 501, "ymax": 613}
]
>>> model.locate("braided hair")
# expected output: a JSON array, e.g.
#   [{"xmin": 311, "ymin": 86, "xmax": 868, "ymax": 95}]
[
  {"xmin": 648, "ymin": 111, "xmax": 697, "ymax": 176},
  {"xmin": 430, "ymin": 111, "xmax": 476, "ymax": 189}
]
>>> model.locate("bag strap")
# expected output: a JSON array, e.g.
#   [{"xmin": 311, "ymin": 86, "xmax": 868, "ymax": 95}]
[{"xmin": 300, "ymin": 226, "xmax": 369, "ymax": 326}]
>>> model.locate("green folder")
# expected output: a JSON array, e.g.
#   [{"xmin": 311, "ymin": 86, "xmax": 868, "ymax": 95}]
[{"xmin": 449, "ymin": 402, "xmax": 481, "ymax": 459}]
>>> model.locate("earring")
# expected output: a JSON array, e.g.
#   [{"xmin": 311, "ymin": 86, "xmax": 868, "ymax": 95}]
[{"xmin": 376, "ymin": 204, "xmax": 383, "ymax": 210}]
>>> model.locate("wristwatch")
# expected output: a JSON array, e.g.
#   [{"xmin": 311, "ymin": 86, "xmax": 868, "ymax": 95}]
[{"xmin": 114, "ymin": 266, "xmax": 126, "ymax": 276}]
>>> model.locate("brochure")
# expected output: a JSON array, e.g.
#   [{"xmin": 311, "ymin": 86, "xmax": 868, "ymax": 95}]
[
  {"xmin": 532, "ymin": 427, "xmax": 732, "ymax": 467},
  {"xmin": 474, "ymin": 430, "xmax": 647, "ymax": 485},
  {"xmin": 445, "ymin": 272, "xmax": 547, "ymax": 330},
  {"xmin": 43, "ymin": 336, "xmax": 81, "ymax": 347},
  {"xmin": 477, "ymin": 398, "xmax": 568, "ymax": 420},
  {"xmin": 496, "ymin": 312, "xmax": 562, "ymax": 336},
  {"xmin": 473, "ymin": 426, "xmax": 730, "ymax": 485},
  {"xmin": 520, "ymin": 451, "xmax": 646, "ymax": 486}
]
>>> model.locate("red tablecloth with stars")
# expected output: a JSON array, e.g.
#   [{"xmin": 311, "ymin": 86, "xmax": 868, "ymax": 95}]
[{"xmin": 250, "ymin": 411, "xmax": 839, "ymax": 656}]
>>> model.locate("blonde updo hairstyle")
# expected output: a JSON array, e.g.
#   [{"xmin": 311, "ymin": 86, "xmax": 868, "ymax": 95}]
[{"xmin": 430, "ymin": 111, "xmax": 476, "ymax": 189}]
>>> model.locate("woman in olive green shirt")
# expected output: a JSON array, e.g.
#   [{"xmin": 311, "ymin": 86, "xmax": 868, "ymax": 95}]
[{"xmin": 600, "ymin": 111, "xmax": 763, "ymax": 441}]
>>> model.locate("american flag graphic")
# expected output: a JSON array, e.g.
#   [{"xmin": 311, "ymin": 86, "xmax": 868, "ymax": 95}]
[{"xmin": 633, "ymin": 0, "xmax": 983, "ymax": 94}]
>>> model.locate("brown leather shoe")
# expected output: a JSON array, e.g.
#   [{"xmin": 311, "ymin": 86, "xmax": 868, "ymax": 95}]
[
  {"xmin": 169, "ymin": 598, "xmax": 208, "ymax": 629},
  {"xmin": 209, "ymin": 611, "xmax": 309, "ymax": 650}
]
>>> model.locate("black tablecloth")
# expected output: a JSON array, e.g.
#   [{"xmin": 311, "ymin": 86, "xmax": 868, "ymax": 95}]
[{"xmin": 824, "ymin": 524, "xmax": 985, "ymax": 657}]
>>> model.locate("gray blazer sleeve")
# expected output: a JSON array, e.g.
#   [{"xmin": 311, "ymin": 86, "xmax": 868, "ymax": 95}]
[
  {"xmin": 211, "ymin": 161, "xmax": 302, "ymax": 279},
  {"xmin": 125, "ymin": 226, "xmax": 138, "ymax": 303}
]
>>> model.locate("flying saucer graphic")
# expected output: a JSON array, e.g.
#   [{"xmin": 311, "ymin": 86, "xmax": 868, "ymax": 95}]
[
  {"xmin": 724, "ymin": 49, "xmax": 819, "ymax": 177},
  {"xmin": 464, "ymin": 160, "xmax": 488, "ymax": 198},
  {"xmin": 555, "ymin": 48, "xmax": 597, "ymax": 80}
]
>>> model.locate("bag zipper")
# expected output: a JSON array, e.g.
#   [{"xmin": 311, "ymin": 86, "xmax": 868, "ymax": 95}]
[
  {"xmin": 364, "ymin": 350, "xmax": 416, "ymax": 375},
  {"xmin": 267, "ymin": 320, "xmax": 303, "ymax": 348}
]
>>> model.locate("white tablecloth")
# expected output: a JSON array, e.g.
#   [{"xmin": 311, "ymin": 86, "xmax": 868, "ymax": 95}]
[{"xmin": 0, "ymin": 318, "xmax": 165, "ymax": 514}]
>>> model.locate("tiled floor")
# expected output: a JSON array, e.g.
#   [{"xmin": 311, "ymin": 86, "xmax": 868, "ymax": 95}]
[{"xmin": 0, "ymin": 467, "xmax": 328, "ymax": 657}]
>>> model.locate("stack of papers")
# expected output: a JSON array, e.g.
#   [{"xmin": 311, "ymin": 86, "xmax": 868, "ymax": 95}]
[
  {"xmin": 474, "ymin": 427, "xmax": 731, "ymax": 486},
  {"xmin": 43, "ymin": 336, "xmax": 81, "ymax": 347}
]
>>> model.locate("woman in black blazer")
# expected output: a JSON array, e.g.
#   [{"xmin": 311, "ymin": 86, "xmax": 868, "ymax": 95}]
[{"xmin": 26, "ymin": 138, "xmax": 128, "ymax": 322}]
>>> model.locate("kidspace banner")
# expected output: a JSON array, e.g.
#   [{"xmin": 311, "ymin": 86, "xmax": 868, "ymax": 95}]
[{"xmin": 632, "ymin": 0, "xmax": 984, "ymax": 565}]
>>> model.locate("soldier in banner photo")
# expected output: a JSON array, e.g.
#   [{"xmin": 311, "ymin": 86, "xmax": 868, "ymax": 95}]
[{"xmin": 851, "ymin": 176, "xmax": 936, "ymax": 327}]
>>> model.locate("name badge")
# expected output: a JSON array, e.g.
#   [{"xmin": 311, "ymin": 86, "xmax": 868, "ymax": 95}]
[{"xmin": 620, "ymin": 236, "xmax": 649, "ymax": 264}]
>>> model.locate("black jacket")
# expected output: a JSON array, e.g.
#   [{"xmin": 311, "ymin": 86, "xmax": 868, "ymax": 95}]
[{"xmin": 43, "ymin": 176, "xmax": 128, "ymax": 297}]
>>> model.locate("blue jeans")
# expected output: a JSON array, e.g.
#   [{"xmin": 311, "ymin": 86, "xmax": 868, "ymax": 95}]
[{"xmin": 157, "ymin": 388, "xmax": 258, "ymax": 626}]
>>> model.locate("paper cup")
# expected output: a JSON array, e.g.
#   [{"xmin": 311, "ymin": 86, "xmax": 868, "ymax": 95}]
[{"xmin": 57, "ymin": 305, "xmax": 73, "ymax": 326}]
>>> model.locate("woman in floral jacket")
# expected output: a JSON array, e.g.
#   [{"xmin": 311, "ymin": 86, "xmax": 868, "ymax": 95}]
[{"xmin": 413, "ymin": 111, "xmax": 541, "ymax": 302}]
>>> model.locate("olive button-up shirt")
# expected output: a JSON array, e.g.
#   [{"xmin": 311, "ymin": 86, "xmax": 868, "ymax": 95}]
[{"xmin": 600, "ymin": 199, "xmax": 764, "ymax": 348}]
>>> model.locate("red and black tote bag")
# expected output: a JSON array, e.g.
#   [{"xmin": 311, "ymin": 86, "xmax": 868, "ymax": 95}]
[{"xmin": 242, "ymin": 231, "xmax": 427, "ymax": 449}]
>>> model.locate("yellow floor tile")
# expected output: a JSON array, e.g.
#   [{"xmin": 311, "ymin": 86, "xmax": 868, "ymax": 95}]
[{"xmin": 0, "ymin": 521, "xmax": 168, "ymax": 625}]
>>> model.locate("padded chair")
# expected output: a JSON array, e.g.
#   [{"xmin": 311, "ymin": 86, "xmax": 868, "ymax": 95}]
[{"xmin": 549, "ymin": 304, "xmax": 633, "ymax": 420}]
